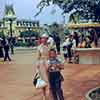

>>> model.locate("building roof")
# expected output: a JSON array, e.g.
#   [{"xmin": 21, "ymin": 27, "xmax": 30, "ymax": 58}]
[
  {"xmin": 4, "ymin": 5, "xmax": 16, "ymax": 20},
  {"xmin": 16, "ymin": 19, "xmax": 39, "ymax": 23},
  {"xmin": 5, "ymin": 5, "xmax": 15, "ymax": 15}
]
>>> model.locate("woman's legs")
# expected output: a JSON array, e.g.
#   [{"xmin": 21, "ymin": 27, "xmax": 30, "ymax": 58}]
[
  {"xmin": 42, "ymin": 87, "xmax": 47, "ymax": 100},
  {"xmin": 64, "ymin": 53, "xmax": 68, "ymax": 62},
  {"xmin": 67, "ymin": 48, "xmax": 72, "ymax": 63}
]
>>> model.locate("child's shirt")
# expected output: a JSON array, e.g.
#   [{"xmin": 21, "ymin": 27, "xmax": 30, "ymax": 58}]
[
  {"xmin": 62, "ymin": 41, "xmax": 68, "ymax": 54},
  {"xmin": 63, "ymin": 46, "xmax": 68, "ymax": 54},
  {"xmin": 47, "ymin": 58, "xmax": 62, "ymax": 72}
]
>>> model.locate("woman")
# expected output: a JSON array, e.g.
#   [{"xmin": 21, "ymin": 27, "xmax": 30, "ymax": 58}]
[
  {"xmin": 0, "ymin": 41, "xmax": 4, "ymax": 59},
  {"xmin": 78, "ymin": 39, "xmax": 86, "ymax": 48},
  {"xmin": 66, "ymin": 35, "xmax": 73, "ymax": 63},
  {"xmin": 35, "ymin": 34, "xmax": 49, "ymax": 100},
  {"xmin": 73, "ymin": 32, "xmax": 79, "ymax": 47},
  {"xmin": 85, "ymin": 36, "xmax": 92, "ymax": 48},
  {"xmin": 89, "ymin": 28, "xmax": 98, "ymax": 47}
]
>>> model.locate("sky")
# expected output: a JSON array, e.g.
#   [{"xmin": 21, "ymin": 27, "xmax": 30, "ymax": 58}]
[{"xmin": 0, "ymin": 0, "xmax": 69, "ymax": 24}]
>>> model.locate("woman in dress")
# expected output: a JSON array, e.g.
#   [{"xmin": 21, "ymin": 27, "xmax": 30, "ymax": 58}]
[{"xmin": 36, "ymin": 34, "xmax": 49, "ymax": 100}]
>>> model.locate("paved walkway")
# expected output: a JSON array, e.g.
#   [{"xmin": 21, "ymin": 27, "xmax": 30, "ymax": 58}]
[{"xmin": 0, "ymin": 50, "xmax": 100, "ymax": 100}]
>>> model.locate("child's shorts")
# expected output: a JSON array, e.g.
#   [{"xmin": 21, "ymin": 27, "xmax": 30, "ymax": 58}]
[{"xmin": 64, "ymin": 53, "xmax": 68, "ymax": 58}]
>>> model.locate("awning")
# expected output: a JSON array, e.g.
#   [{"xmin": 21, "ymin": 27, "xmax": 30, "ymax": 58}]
[{"xmin": 67, "ymin": 23, "xmax": 100, "ymax": 29}]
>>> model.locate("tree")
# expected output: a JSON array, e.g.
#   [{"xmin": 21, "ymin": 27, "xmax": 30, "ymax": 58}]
[
  {"xmin": 48, "ymin": 22, "xmax": 62, "ymax": 34},
  {"xmin": 68, "ymin": 11, "xmax": 80, "ymax": 23},
  {"xmin": 36, "ymin": 0, "xmax": 100, "ymax": 22}
]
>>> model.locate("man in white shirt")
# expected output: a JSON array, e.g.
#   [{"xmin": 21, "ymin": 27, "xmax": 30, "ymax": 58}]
[
  {"xmin": 47, "ymin": 35, "xmax": 55, "ymax": 49},
  {"xmin": 72, "ymin": 38, "xmax": 76, "ymax": 49}
]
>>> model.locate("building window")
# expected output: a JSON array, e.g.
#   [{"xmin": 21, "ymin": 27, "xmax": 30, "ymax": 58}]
[
  {"xmin": 20, "ymin": 22, "xmax": 23, "ymax": 26},
  {"xmin": 26, "ymin": 22, "xmax": 28, "ymax": 26},
  {"xmin": 32, "ymin": 22, "xmax": 35, "ymax": 26},
  {"xmin": 17, "ymin": 22, "xmax": 19, "ymax": 26}
]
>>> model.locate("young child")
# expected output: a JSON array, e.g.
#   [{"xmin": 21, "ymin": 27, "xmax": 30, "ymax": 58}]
[
  {"xmin": 47, "ymin": 49, "xmax": 64, "ymax": 100},
  {"xmin": 62, "ymin": 36, "xmax": 68, "ymax": 61},
  {"xmin": 63, "ymin": 45, "xmax": 68, "ymax": 61}
]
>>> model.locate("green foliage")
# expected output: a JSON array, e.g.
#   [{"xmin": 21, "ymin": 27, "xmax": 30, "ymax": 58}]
[
  {"xmin": 16, "ymin": 41, "xmax": 27, "ymax": 47},
  {"xmin": 63, "ymin": 28, "xmax": 70, "ymax": 35},
  {"xmin": 69, "ymin": 11, "xmax": 80, "ymax": 23},
  {"xmin": 49, "ymin": 22, "xmax": 61, "ymax": 34},
  {"xmin": 16, "ymin": 40, "xmax": 36, "ymax": 47},
  {"xmin": 20, "ymin": 31, "xmax": 39, "ymax": 38},
  {"xmin": 36, "ymin": 0, "xmax": 100, "ymax": 22}
]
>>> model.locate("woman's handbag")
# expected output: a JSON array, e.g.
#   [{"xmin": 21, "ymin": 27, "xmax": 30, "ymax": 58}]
[{"xmin": 33, "ymin": 69, "xmax": 47, "ymax": 89}]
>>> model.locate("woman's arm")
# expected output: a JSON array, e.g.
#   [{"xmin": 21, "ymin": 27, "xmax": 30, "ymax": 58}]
[
  {"xmin": 37, "ymin": 51, "xmax": 41, "ymax": 60},
  {"xmin": 36, "ymin": 47, "xmax": 41, "ymax": 60}
]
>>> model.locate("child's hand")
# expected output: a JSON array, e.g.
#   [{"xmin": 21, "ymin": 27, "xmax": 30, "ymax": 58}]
[{"xmin": 56, "ymin": 64, "xmax": 64, "ymax": 70}]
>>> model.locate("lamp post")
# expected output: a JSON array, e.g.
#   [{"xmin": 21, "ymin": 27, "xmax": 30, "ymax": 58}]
[
  {"xmin": 9, "ymin": 18, "xmax": 13, "ymax": 37},
  {"xmin": 9, "ymin": 18, "xmax": 14, "ymax": 54}
]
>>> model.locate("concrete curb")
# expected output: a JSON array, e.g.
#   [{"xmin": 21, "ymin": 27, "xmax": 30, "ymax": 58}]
[{"xmin": 14, "ymin": 47, "xmax": 37, "ymax": 51}]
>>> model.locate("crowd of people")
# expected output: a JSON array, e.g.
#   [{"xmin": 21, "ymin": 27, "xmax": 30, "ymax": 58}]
[
  {"xmin": 62, "ymin": 29, "xmax": 98, "ymax": 63},
  {"xmin": 0, "ymin": 36, "xmax": 12, "ymax": 62},
  {"xmin": 35, "ymin": 28, "xmax": 98, "ymax": 65}
]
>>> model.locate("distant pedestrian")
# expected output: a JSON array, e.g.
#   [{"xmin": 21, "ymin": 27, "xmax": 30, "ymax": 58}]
[
  {"xmin": 65, "ymin": 35, "xmax": 73, "ymax": 63},
  {"xmin": 9, "ymin": 38, "xmax": 14, "ymax": 54},
  {"xmin": 89, "ymin": 28, "xmax": 98, "ymax": 47},
  {"xmin": 85, "ymin": 36, "xmax": 92, "ymax": 48},
  {"xmin": 0, "ymin": 40, "xmax": 4, "ymax": 59},
  {"xmin": 47, "ymin": 35, "xmax": 55, "ymax": 50},
  {"xmin": 55, "ymin": 35, "xmax": 61, "ymax": 55},
  {"xmin": 52, "ymin": 32, "xmax": 61, "ymax": 55},
  {"xmin": 73, "ymin": 32, "xmax": 79, "ymax": 47},
  {"xmin": 3, "ymin": 38, "xmax": 11, "ymax": 61},
  {"xmin": 62, "ymin": 36, "xmax": 68, "ymax": 61},
  {"xmin": 47, "ymin": 49, "xmax": 64, "ymax": 100}
]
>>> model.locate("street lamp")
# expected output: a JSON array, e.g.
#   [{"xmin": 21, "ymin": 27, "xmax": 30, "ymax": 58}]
[
  {"xmin": 9, "ymin": 18, "xmax": 13, "ymax": 37},
  {"xmin": 9, "ymin": 18, "xmax": 14, "ymax": 54}
]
